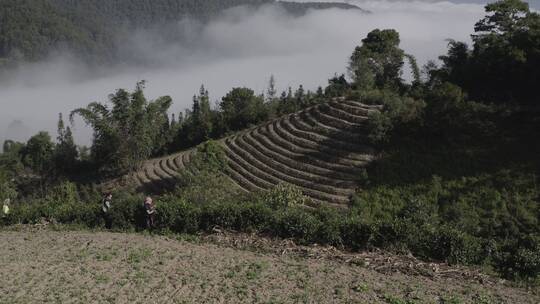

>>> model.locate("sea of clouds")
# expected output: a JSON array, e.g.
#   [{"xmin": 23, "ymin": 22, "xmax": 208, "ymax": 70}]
[{"xmin": 0, "ymin": 0, "xmax": 487, "ymax": 145}]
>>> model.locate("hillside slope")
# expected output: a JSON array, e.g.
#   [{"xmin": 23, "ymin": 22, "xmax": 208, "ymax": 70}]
[
  {"xmin": 126, "ymin": 98, "xmax": 381, "ymax": 206},
  {"xmin": 0, "ymin": 228, "xmax": 536, "ymax": 303},
  {"xmin": 0, "ymin": 0, "xmax": 364, "ymax": 65}
]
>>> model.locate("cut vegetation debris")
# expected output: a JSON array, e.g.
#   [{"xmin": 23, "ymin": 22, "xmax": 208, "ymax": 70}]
[{"xmin": 0, "ymin": 227, "xmax": 537, "ymax": 304}]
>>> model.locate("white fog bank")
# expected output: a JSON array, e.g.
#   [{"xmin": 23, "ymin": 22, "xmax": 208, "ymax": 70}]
[{"xmin": 0, "ymin": 1, "xmax": 485, "ymax": 145}]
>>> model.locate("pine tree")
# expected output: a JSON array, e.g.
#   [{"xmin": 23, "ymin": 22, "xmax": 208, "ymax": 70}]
[
  {"xmin": 266, "ymin": 75, "xmax": 277, "ymax": 102},
  {"xmin": 295, "ymin": 85, "xmax": 305, "ymax": 108},
  {"xmin": 187, "ymin": 85, "xmax": 213, "ymax": 145},
  {"xmin": 54, "ymin": 113, "xmax": 79, "ymax": 177}
]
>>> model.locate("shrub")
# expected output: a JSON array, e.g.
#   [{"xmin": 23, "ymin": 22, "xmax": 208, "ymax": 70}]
[
  {"xmin": 413, "ymin": 225, "xmax": 484, "ymax": 265},
  {"xmin": 107, "ymin": 193, "xmax": 146, "ymax": 230},
  {"xmin": 199, "ymin": 201, "xmax": 243, "ymax": 231},
  {"xmin": 360, "ymin": 89, "xmax": 425, "ymax": 145},
  {"xmin": 2, "ymin": 167, "xmax": 538, "ymax": 281},
  {"xmin": 0, "ymin": 169, "xmax": 17, "ymax": 201},
  {"xmin": 192, "ymin": 140, "xmax": 228, "ymax": 171},
  {"xmin": 340, "ymin": 215, "xmax": 373, "ymax": 250},
  {"xmin": 235, "ymin": 201, "xmax": 274, "ymax": 232},
  {"xmin": 494, "ymin": 235, "xmax": 540, "ymax": 281},
  {"xmin": 262, "ymin": 183, "xmax": 309, "ymax": 209},
  {"xmin": 273, "ymin": 206, "xmax": 321, "ymax": 244},
  {"xmin": 312, "ymin": 206, "xmax": 344, "ymax": 246},
  {"xmin": 370, "ymin": 220, "xmax": 409, "ymax": 252},
  {"xmin": 45, "ymin": 181, "xmax": 79, "ymax": 205},
  {"xmin": 156, "ymin": 198, "xmax": 200, "ymax": 234}
]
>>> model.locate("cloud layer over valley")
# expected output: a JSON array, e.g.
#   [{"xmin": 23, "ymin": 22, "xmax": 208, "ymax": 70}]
[{"xmin": 0, "ymin": 1, "xmax": 486, "ymax": 144}]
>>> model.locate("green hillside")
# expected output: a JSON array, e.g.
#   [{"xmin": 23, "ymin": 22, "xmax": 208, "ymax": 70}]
[
  {"xmin": 0, "ymin": 0, "xmax": 538, "ymax": 286},
  {"xmin": 0, "ymin": 0, "xmax": 363, "ymax": 65}
]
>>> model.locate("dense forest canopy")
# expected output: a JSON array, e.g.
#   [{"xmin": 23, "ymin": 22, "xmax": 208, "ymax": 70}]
[
  {"xmin": 0, "ymin": 0, "xmax": 363, "ymax": 66},
  {"xmin": 434, "ymin": 0, "xmax": 540, "ymax": 104}
]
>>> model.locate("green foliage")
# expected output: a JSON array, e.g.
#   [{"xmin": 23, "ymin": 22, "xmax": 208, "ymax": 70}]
[
  {"xmin": 2, "ymin": 170, "xmax": 539, "ymax": 281},
  {"xmin": 54, "ymin": 113, "xmax": 79, "ymax": 177},
  {"xmin": 348, "ymin": 29, "xmax": 405, "ymax": 91},
  {"xmin": 174, "ymin": 140, "xmax": 240, "ymax": 205},
  {"xmin": 71, "ymin": 81, "xmax": 172, "ymax": 177},
  {"xmin": 156, "ymin": 198, "xmax": 200, "ymax": 233},
  {"xmin": 0, "ymin": 0, "xmax": 98, "ymax": 65},
  {"xmin": 353, "ymin": 166, "xmax": 539, "ymax": 279},
  {"xmin": 171, "ymin": 82, "xmax": 325, "ymax": 152},
  {"xmin": 262, "ymin": 183, "xmax": 309, "ymax": 210},
  {"xmin": 187, "ymin": 86, "xmax": 213, "ymax": 145},
  {"xmin": 0, "ymin": 0, "xmax": 354, "ymax": 65},
  {"xmin": 192, "ymin": 140, "xmax": 228, "ymax": 171},
  {"xmin": 494, "ymin": 234, "xmax": 540, "ymax": 281},
  {"xmin": 0, "ymin": 140, "xmax": 25, "ymax": 175},
  {"xmin": 436, "ymin": 0, "xmax": 540, "ymax": 104},
  {"xmin": 360, "ymin": 89, "xmax": 425, "ymax": 144},
  {"xmin": 324, "ymin": 74, "xmax": 351, "ymax": 97},
  {"xmin": 0, "ymin": 169, "xmax": 17, "ymax": 201},
  {"xmin": 273, "ymin": 206, "xmax": 321, "ymax": 244},
  {"xmin": 45, "ymin": 181, "xmax": 79, "ymax": 205},
  {"xmin": 175, "ymin": 169, "xmax": 239, "ymax": 206},
  {"xmin": 1, "ymin": 0, "xmax": 539, "ymax": 286},
  {"xmin": 220, "ymin": 87, "xmax": 268, "ymax": 133},
  {"xmin": 21, "ymin": 132, "xmax": 54, "ymax": 176},
  {"xmin": 340, "ymin": 216, "xmax": 372, "ymax": 250}
]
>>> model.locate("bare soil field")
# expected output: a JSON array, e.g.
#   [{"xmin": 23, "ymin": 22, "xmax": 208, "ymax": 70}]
[{"xmin": 0, "ymin": 226, "xmax": 538, "ymax": 304}]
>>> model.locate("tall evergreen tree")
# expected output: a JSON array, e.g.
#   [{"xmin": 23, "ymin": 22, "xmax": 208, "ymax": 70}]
[
  {"xmin": 188, "ymin": 85, "xmax": 213, "ymax": 145},
  {"xmin": 266, "ymin": 75, "xmax": 277, "ymax": 102},
  {"xmin": 54, "ymin": 113, "xmax": 78, "ymax": 176}
]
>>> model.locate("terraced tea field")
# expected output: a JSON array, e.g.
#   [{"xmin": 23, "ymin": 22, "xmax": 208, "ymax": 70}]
[{"xmin": 127, "ymin": 99, "xmax": 381, "ymax": 206}]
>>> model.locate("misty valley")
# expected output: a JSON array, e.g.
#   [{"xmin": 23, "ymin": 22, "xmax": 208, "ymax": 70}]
[{"xmin": 0, "ymin": 1, "xmax": 539, "ymax": 303}]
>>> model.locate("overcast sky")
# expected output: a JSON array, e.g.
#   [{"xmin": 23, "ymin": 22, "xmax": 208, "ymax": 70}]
[
  {"xmin": 0, "ymin": 0, "xmax": 498, "ymax": 144},
  {"xmin": 336, "ymin": 0, "xmax": 539, "ymax": 9}
]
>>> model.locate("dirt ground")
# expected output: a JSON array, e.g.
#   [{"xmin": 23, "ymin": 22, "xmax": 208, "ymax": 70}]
[{"xmin": 0, "ymin": 226, "xmax": 538, "ymax": 304}]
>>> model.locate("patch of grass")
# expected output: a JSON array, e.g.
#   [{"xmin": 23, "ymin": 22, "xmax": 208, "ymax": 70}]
[
  {"xmin": 94, "ymin": 273, "xmax": 110, "ymax": 284},
  {"xmin": 334, "ymin": 284, "xmax": 345, "ymax": 297},
  {"xmin": 352, "ymin": 282, "xmax": 369, "ymax": 293},
  {"xmin": 225, "ymin": 264, "xmax": 242, "ymax": 279},
  {"xmin": 384, "ymin": 294, "xmax": 418, "ymax": 304},
  {"xmin": 95, "ymin": 251, "xmax": 113, "ymax": 262},
  {"xmin": 472, "ymin": 294, "xmax": 498, "ymax": 304},
  {"xmin": 290, "ymin": 292, "xmax": 310, "ymax": 303},
  {"xmin": 76, "ymin": 248, "xmax": 90, "ymax": 260},
  {"xmin": 115, "ymin": 280, "xmax": 128, "ymax": 288},
  {"xmin": 133, "ymin": 270, "xmax": 148, "ymax": 285},
  {"xmin": 246, "ymin": 261, "xmax": 268, "ymax": 281},
  {"xmin": 440, "ymin": 295, "xmax": 463, "ymax": 304},
  {"xmin": 127, "ymin": 248, "xmax": 152, "ymax": 265}
]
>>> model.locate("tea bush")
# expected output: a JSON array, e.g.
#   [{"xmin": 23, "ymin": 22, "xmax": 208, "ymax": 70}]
[{"xmin": 1, "ymin": 173, "xmax": 538, "ymax": 282}]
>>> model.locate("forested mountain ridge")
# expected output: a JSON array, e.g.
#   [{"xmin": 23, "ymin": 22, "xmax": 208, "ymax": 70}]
[{"xmin": 0, "ymin": 0, "xmax": 364, "ymax": 66}]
